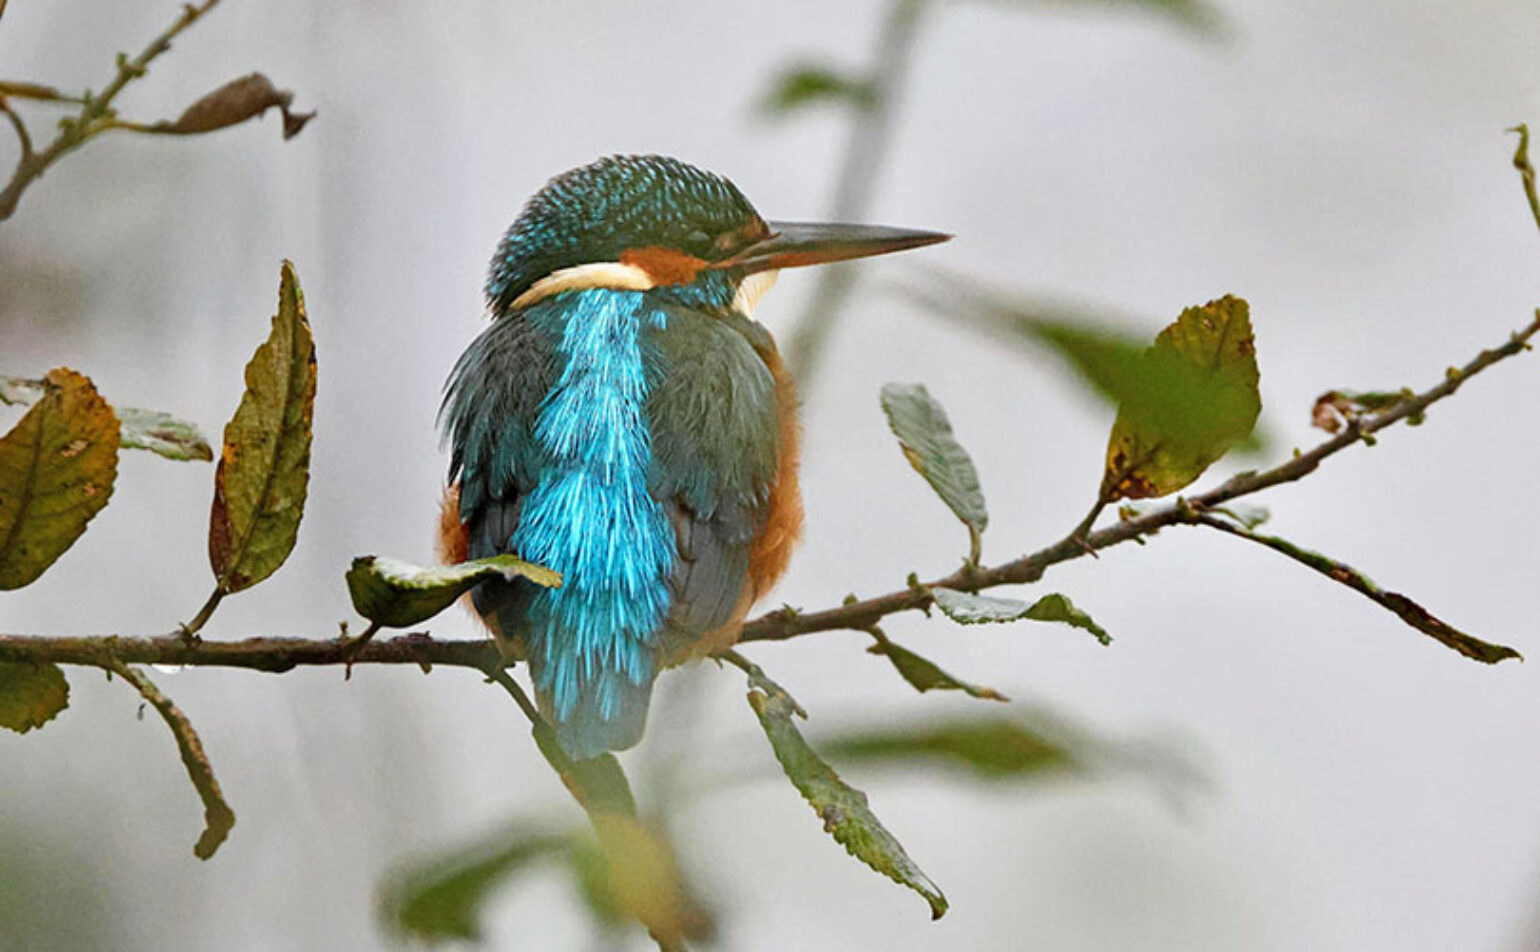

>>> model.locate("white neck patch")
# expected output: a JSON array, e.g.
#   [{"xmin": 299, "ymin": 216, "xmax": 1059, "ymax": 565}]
[
  {"xmin": 510, "ymin": 261, "xmax": 655, "ymax": 310},
  {"xmin": 733, "ymin": 269, "xmax": 780, "ymax": 320}
]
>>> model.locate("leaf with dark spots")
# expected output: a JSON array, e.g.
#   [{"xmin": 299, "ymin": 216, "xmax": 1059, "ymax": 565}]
[
  {"xmin": 208, "ymin": 261, "xmax": 316, "ymax": 594},
  {"xmin": 1103, "ymin": 295, "xmax": 1261, "ymax": 500},
  {"xmin": 745, "ymin": 669, "xmax": 947, "ymax": 919},
  {"xmin": 347, "ymin": 554, "xmax": 562, "ymax": 629},
  {"xmin": 159, "ymin": 73, "xmax": 314, "ymax": 139},
  {"xmin": 867, "ymin": 638, "xmax": 1006, "ymax": 701},
  {"xmin": 0, "ymin": 662, "xmax": 69, "ymax": 733},
  {"xmin": 880, "ymin": 383, "xmax": 988, "ymax": 562},
  {"xmin": 0, "ymin": 368, "xmax": 118, "ymax": 589},
  {"xmin": 931, "ymin": 587, "xmax": 1111, "ymax": 645}
]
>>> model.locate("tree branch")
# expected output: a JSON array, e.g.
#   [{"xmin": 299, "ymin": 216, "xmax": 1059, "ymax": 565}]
[
  {"xmin": 104, "ymin": 658, "xmax": 236, "ymax": 859},
  {"xmin": 0, "ymin": 0, "xmax": 221, "ymax": 221},
  {"xmin": 1, "ymin": 311, "xmax": 1535, "ymax": 672}
]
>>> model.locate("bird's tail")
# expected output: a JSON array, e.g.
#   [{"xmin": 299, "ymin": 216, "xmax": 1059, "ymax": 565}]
[{"xmin": 532, "ymin": 656, "xmax": 656, "ymax": 761}]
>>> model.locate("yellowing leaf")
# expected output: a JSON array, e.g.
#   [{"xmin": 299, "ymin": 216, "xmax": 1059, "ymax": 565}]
[
  {"xmin": 1103, "ymin": 295, "xmax": 1260, "ymax": 500},
  {"xmin": 208, "ymin": 261, "xmax": 316, "ymax": 594},
  {"xmin": 880, "ymin": 383, "xmax": 988, "ymax": 561},
  {"xmin": 0, "ymin": 662, "xmax": 69, "ymax": 733},
  {"xmin": 0, "ymin": 368, "xmax": 119, "ymax": 589},
  {"xmin": 746, "ymin": 675, "xmax": 948, "ymax": 919},
  {"xmin": 347, "ymin": 554, "xmax": 562, "ymax": 629}
]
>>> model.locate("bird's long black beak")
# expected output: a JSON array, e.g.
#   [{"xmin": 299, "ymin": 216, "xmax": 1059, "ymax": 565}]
[{"xmin": 716, "ymin": 221, "xmax": 949, "ymax": 274}]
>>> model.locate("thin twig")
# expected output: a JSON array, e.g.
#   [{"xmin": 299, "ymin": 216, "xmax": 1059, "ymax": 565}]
[
  {"xmin": 0, "ymin": 0, "xmax": 221, "ymax": 220},
  {"xmin": 1510, "ymin": 124, "xmax": 1540, "ymax": 237},
  {"xmin": 104, "ymin": 658, "xmax": 236, "ymax": 859},
  {"xmin": 782, "ymin": 0, "xmax": 931, "ymax": 383},
  {"xmin": 0, "ymin": 97, "xmax": 33, "ymax": 160},
  {"xmin": 1189, "ymin": 512, "xmax": 1519, "ymax": 662}
]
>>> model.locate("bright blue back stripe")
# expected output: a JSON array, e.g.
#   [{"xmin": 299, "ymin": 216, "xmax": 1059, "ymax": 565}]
[{"xmin": 512, "ymin": 290, "xmax": 675, "ymax": 720}]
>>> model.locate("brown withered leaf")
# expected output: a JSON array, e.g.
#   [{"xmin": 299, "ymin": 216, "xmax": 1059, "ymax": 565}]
[
  {"xmin": 161, "ymin": 73, "xmax": 314, "ymax": 140},
  {"xmin": 0, "ymin": 368, "xmax": 119, "ymax": 589}
]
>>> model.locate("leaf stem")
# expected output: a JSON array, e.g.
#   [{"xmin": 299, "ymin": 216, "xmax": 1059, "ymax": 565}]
[{"xmin": 182, "ymin": 587, "xmax": 224, "ymax": 637}]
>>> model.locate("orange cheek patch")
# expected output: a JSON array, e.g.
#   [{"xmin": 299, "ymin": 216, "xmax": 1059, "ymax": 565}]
[{"xmin": 619, "ymin": 246, "xmax": 708, "ymax": 286}]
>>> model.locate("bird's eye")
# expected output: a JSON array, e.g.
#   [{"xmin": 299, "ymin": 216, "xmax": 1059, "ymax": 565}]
[{"xmin": 681, "ymin": 229, "xmax": 714, "ymax": 258}]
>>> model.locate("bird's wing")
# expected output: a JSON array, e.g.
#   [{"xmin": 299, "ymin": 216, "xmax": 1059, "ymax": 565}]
[
  {"xmin": 645, "ymin": 303, "xmax": 783, "ymax": 660},
  {"xmin": 440, "ymin": 309, "xmax": 563, "ymax": 649}
]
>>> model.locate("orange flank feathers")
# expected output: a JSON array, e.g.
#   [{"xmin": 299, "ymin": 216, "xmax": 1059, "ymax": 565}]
[
  {"xmin": 437, "ymin": 482, "xmax": 468, "ymax": 565},
  {"xmin": 746, "ymin": 342, "xmax": 803, "ymax": 601}
]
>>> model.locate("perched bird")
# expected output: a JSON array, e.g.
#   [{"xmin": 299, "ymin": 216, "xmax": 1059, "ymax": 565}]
[{"xmin": 439, "ymin": 155, "xmax": 946, "ymax": 759}]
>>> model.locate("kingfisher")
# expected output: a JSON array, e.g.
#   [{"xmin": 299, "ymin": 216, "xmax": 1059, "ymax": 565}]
[{"xmin": 439, "ymin": 155, "xmax": 947, "ymax": 760}]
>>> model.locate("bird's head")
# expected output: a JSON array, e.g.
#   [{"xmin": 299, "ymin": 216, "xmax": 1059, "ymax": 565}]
[{"xmin": 486, "ymin": 154, "xmax": 947, "ymax": 317}]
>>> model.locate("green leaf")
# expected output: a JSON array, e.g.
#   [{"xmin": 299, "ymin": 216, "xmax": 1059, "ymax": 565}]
[
  {"xmin": 0, "ymin": 663, "xmax": 69, "ymax": 733},
  {"xmin": 819, "ymin": 717, "xmax": 1082, "ymax": 781},
  {"xmin": 1103, "ymin": 295, "xmax": 1261, "ymax": 500},
  {"xmin": 347, "ymin": 554, "xmax": 562, "ymax": 629},
  {"xmin": 208, "ymin": 260, "xmax": 316, "ymax": 594},
  {"xmin": 880, "ymin": 383, "xmax": 988, "ymax": 561},
  {"xmin": 866, "ymin": 639, "xmax": 1007, "ymax": 701},
  {"xmin": 760, "ymin": 64, "xmax": 876, "ymax": 116},
  {"xmin": 746, "ymin": 675, "xmax": 948, "ymax": 919},
  {"xmin": 931, "ymin": 587, "xmax": 1111, "ymax": 645},
  {"xmin": 3, "ymin": 375, "xmax": 212, "ymax": 462},
  {"xmin": 0, "ymin": 368, "xmax": 119, "ymax": 589},
  {"xmin": 380, "ymin": 827, "xmax": 571, "ymax": 941}
]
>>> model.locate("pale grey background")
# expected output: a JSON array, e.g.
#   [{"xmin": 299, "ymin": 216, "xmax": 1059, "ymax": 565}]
[{"xmin": 3, "ymin": 1, "xmax": 1539, "ymax": 949}]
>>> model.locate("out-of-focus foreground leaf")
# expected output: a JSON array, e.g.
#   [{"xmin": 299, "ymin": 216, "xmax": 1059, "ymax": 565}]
[
  {"xmin": 0, "ymin": 368, "xmax": 118, "ymax": 589},
  {"xmin": 903, "ymin": 279, "xmax": 1273, "ymax": 459},
  {"xmin": 968, "ymin": 0, "xmax": 1226, "ymax": 35},
  {"xmin": 2, "ymin": 376, "xmax": 213, "ymax": 462},
  {"xmin": 380, "ymin": 828, "xmax": 570, "ymax": 942},
  {"xmin": 208, "ymin": 260, "xmax": 316, "ymax": 594},
  {"xmin": 346, "ymin": 554, "xmax": 561, "ymax": 629},
  {"xmin": 880, "ymin": 382, "xmax": 988, "ymax": 561},
  {"xmin": 815, "ymin": 712, "xmax": 1210, "ymax": 812},
  {"xmin": 587, "ymin": 814, "xmax": 715, "ymax": 948},
  {"xmin": 819, "ymin": 716, "xmax": 1082, "ymax": 780},
  {"xmin": 0, "ymin": 662, "xmax": 69, "ymax": 734},
  {"xmin": 932, "ymin": 587, "xmax": 1111, "ymax": 645},
  {"xmin": 1103, "ymin": 295, "xmax": 1260, "ymax": 500},
  {"xmin": 760, "ymin": 63, "xmax": 877, "ymax": 116},
  {"xmin": 380, "ymin": 821, "xmax": 714, "ymax": 947},
  {"xmin": 747, "ymin": 676, "xmax": 948, "ymax": 919}
]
